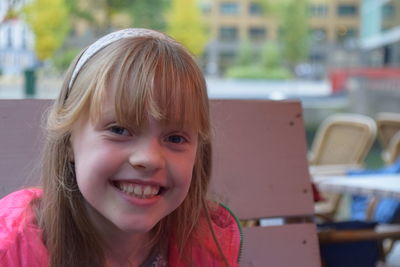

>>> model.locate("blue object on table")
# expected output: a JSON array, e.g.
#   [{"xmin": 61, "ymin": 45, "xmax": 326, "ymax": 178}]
[{"xmin": 348, "ymin": 158, "xmax": 400, "ymax": 223}]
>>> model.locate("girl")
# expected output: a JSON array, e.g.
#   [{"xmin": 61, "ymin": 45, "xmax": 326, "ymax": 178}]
[{"xmin": 0, "ymin": 29, "xmax": 242, "ymax": 266}]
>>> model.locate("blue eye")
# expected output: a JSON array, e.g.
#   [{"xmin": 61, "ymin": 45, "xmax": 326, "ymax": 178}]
[
  {"xmin": 110, "ymin": 126, "xmax": 130, "ymax": 136},
  {"xmin": 167, "ymin": 135, "xmax": 187, "ymax": 144}
]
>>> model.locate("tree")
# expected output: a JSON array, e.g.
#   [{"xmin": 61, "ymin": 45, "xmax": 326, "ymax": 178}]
[
  {"xmin": 280, "ymin": 0, "xmax": 309, "ymax": 68},
  {"xmin": 166, "ymin": 0, "xmax": 208, "ymax": 57},
  {"xmin": 23, "ymin": 0, "xmax": 69, "ymax": 60},
  {"xmin": 235, "ymin": 39, "xmax": 253, "ymax": 66},
  {"xmin": 256, "ymin": 0, "xmax": 309, "ymax": 68},
  {"xmin": 101, "ymin": 0, "xmax": 131, "ymax": 32},
  {"xmin": 129, "ymin": 0, "xmax": 168, "ymax": 31}
]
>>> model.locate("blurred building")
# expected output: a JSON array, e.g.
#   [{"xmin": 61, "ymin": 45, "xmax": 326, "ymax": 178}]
[
  {"xmin": 360, "ymin": 0, "xmax": 400, "ymax": 66},
  {"xmin": 0, "ymin": 0, "xmax": 35, "ymax": 75},
  {"xmin": 203, "ymin": 0, "xmax": 362, "ymax": 78}
]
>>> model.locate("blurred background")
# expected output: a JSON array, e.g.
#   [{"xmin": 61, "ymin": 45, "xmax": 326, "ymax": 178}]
[{"xmin": 1, "ymin": 0, "xmax": 400, "ymax": 169}]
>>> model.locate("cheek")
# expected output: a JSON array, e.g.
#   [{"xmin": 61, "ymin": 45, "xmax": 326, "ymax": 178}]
[
  {"xmin": 174, "ymin": 150, "xmax": 198, "ymax": 189},
  {"xmin": 73, "ymin": 143, "xmax": 124, "ymax": 185}
]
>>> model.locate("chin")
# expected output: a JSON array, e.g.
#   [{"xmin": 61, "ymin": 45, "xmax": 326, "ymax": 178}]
[{"xmin": 115, "ymin": 218, "xmax": 160, "ymax": 234}]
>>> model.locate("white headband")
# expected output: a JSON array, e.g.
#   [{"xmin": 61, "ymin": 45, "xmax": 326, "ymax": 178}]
[{"xmin": 68, "ymin": 28, "xmax": 169, "ymax": 89}]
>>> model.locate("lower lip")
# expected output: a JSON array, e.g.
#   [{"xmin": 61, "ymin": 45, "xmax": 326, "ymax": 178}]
[{"xmin": 110, "ymin": 182, "xmax": 163, "ymax": 207}]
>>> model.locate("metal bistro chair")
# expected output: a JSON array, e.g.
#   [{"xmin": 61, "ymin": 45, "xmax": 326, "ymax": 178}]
[
  {"xmin": 309, "ymin": 114, "xmax": 377, "ymax": 221},
  {"xmin": 376, "ymin": 112, "xmax": 400, "ymax": 164}
]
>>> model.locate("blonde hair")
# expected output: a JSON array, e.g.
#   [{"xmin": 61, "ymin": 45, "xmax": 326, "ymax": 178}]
[{"xmin": 37, "ymin": 33, "xmax": 225, "ymax": 266}]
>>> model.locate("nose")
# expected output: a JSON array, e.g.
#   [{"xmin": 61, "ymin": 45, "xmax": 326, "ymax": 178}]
[{"xmin": 128, "ymin": 139, "xmax": 165, "ymax": 172}]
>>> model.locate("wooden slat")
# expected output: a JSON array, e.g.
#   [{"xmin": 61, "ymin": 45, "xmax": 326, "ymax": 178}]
[
  {"xmin": 209, "ymin": 99, "xmax": 314, "ymax": 219},
  {"xmin": 241, "ymin": 224, "xmax": 321, "ymax": 267},
  {"xmin": 0, "ymin": 99, "xmax": 52, "ymax": 197}
]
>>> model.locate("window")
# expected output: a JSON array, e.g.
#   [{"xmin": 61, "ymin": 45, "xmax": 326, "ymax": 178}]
[
  {"xmin": 382, "ymin": 3, "xmax": 395, "ymax": 18},
  {"xmin": 249, "ymin": 27, "xmax": 267, "ymax": 41},
  {"xmin": 201, "ymin": 3, "xmax": 212, "ymax": 14},
  {"xmin": 309, "ymin": 52, "xmax": 325, "ymax": 62},
  {"xmin": 219, "ymin": 51, "xmax": 236, "ymax": 72},
  {"xmin": 310, "ymin": 4, "xmax": 328, "ymax": 17},
  {"xmin": 219, "ymin": 26, "xmax": 238, "ymax": 41},
  {"xmin": 220, "ymin": 2, "xmax": 239, "ymax": 15},
  {"xmin": 7, "ymin": 27, "xmax": 12, "ymax": 48},
  {"xmin": 337, "ymin": 5, "xmax": 357, "ymax": 16},
  {"xmin": 337, "ymin": 27, "xmax": 357, "ymax": 42},
  {"xmin": 311, "ymin": 28, "xmax": 327, "ymax": 43},
  {"xmin": 249, "ymin": 2, "xmax": 263, "ymax": 16},
  {"xmin": 21, "ymin": 28, "xmax": 26, "ymax": 50}
]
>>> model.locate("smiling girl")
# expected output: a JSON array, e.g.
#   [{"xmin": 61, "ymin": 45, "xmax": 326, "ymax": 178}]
[{"xmin": 0, "ymin": 29, "xmax": 241, "ymax": 266}]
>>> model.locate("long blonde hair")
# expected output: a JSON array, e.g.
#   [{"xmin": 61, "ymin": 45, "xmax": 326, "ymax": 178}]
[{"xmin": 37, "ymin": 34, "xmax": 222, "ymax": 266}]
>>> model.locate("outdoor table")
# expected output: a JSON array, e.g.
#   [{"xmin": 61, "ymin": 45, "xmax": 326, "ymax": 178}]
[{"xmin": 313, "ymin": 174, "xmax": 400, "ymax": 199}]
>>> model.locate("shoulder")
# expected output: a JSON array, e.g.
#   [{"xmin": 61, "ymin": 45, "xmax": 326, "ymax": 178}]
[
  {"xmin": 0, "ymin": 188, "xmax": 42, "ymax": 223},
  {"xmin": 208, "ymin": 203, "xmax": 243, "ymax": 265},
  {"xmin": 0, "ymin": 188, "xmax": 44, "ymax": 257},
  {"xmin": 168, "ymin": 202, "xmax": 243, "ymax": 266}
]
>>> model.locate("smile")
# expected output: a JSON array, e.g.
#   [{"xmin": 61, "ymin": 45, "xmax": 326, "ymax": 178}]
[{"xmin": 113, "ymin": 181, "xmax": 162, "ymax": 199}]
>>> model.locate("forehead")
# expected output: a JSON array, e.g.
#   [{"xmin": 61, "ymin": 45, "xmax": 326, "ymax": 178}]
[
  {"xmin": 85, "ymin": 37, "xmax": 209, "ymax": 136},
  {"xmin": 91, "ymin": 80, "xmax": 199, "ymax": 131}
]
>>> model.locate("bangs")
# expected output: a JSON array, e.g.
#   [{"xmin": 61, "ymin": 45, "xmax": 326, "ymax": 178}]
[{"xmin": 90, "ymin": 37, "xmax": 210, "ymax": 139}]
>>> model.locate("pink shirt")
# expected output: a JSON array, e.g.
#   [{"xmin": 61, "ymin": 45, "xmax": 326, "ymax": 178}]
[
  {"xmin": 0, "ymin": 189, "xmax": 48, "ymax": 267},
  {"xmin": 0, "ymin": 188, "xmax": 241, "ymax": 266}
]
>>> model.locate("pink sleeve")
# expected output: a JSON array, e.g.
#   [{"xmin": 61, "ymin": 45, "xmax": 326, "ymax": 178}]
[{"xmin": 0, "ymin": 189, "xmax": 48, "ymax": 267}]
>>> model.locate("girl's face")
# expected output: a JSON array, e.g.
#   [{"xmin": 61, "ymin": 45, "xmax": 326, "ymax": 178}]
[{"xmin": 70, "ymin": 95, "xmax": 198, "ymax": 237}]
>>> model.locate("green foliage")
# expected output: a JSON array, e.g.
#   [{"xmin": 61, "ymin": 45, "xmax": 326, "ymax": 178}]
[
  {"xmin": 235, "ymin": 39, "xmax": 253, "ymax": 66},
  {"xmin": 130, "ymin": 0, "xmax": 167, "ymax": 30},
  {"xmin": 166, "ymin": 0, "xmax": 208, "ymax": 57},
  {"xmin": 226, "ymin": 42, "xmax": 291, "ymax": 80},
  {"xmin": 255, "ymin": 0, "xmax": 283, "ymax": 16},
  {"xmin": 52, "ymin": 48, "xmax": 80, "ymax": 72},
  {"xmin": 261, "ymin": 42, "xmax": 280, "ymax": 69},
  {"xmin": 23, "ymin": 0, "xmax": 69, "ymax": 60},
  {"xmin": 4, "ymin": 8, "xmax": 19, "ymax": 20},
  {"xmin": 226, "ymin": 65, "xmax": 291, "ymax": 80},
  {"xmin": 280, "ymin": 0, "xmax": 309, "ymax": 65},
  {"xmin": 66, "ymin": 0, "xmax": 95, "ymax": 23},
  {"xmin": 256, "ymin": 0, "xmax": 309, "ymax": 66},
  {"xmin": 102, "ymin": 0, "xmax": 133, "ymax": 30}
]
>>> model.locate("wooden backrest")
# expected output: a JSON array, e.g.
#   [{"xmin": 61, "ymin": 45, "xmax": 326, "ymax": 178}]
[
  {"xmin": 309, "ymin": 113, "xmax": 377, "ymax": 166},
  {"xmin": 0, "ymin": 99, "xmax": 321, "ymax": 266},
  {"xmin": 0, "ymin": 99, "xmax": 52, "ymax": 197},
  {"xmin": 209, "ymin": 100, "xmax": 320, "ymax": 266}
]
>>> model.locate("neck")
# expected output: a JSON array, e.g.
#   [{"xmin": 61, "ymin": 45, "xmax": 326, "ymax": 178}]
[
  {"xmin": 84, "ymin": 203, "xmax": 153, "ymax": 267},
  {"xmin": 104, "ymin": 233, "xmax": 152, "ymax": 267}
]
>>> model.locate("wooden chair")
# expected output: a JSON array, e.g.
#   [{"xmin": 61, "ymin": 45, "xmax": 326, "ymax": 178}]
[
  {"xmin": 309, "ymin": 114, "xmax": 377, "ymax": 221},
  {"xmin": 376, "ymin": 112, "xmax": 400, "ymax": 164},
  {"xmin": 0, "ymin": 99, "xmax": 51, "ymax": 197},
  {"xmin": 0, "ymin": 99, "xmax": 322, "ymax": 266},
  {"xmin": 209, "ymin": 99, "xmax": 320, "ymax": 266}
]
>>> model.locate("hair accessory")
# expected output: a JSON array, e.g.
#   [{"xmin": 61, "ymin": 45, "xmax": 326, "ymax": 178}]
[{"xmin": 68, "ymin": 28, "xmax": 168, "ymax": 89}]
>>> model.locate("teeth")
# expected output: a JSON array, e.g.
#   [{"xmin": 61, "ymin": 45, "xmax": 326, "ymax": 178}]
[
  {"xmin": 143, "ymin": 186, "xmax": 152, "ymax": 196},
  {"xmin": 133, "ymin": 186, "xmax": 142, "ymax": 196},
  {"xmin": 117, "ymin": 182, "xmax": 160, "ymax": 199}
]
